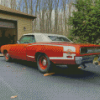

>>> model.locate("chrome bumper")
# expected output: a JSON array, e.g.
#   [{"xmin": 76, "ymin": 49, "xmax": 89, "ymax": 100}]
[{"xmin": 75, "ymin": 55, "xmax": 97, "ymax": 65}]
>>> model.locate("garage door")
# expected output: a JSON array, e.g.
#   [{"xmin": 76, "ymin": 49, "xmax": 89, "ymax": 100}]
[{"xmin": 0, "ymin": 20, "xmax": 15, "ymax": 28}]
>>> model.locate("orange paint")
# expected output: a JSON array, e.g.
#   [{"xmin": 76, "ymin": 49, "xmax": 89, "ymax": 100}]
[{"xmin": 1, "ymin": 42, "xmax": 100, "ymax": 65}]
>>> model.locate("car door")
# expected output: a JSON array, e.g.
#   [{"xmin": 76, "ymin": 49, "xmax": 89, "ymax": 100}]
[{"xmin": 10, "ymin": 35, "xmax": 36, "ymax": 60}]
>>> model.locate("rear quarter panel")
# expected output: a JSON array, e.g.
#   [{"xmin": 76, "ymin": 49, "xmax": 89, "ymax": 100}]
[
  {"xmin": 1, "ymin": 45, "xmax": 11, "ymax": 54},
  {"xmin": 26, "ymin": 44, "xmax": 63, "ymax": 61}
]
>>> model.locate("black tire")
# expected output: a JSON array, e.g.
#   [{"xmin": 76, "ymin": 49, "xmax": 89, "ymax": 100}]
[
  {"xmin": 4, "ymin": 52, "xmax": 12, "ymax": 62},
  {"xmin": 37, "ymin": 54, "xmax": 53, "ymax": 73}
]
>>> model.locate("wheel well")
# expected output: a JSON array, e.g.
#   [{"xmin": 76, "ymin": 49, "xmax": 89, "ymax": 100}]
[
  {"xmin": 3, "ymin": 50, "xmax": 8, "ymax": 54},
  {"xmin": 35, "ymin": 52, "xmax": 45, "ymax": 61}
]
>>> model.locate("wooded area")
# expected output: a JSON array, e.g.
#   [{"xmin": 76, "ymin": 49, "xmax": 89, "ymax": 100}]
[
  {"xmin": 1, "ymin": 0, "xmax": 100, "ymax": 44},
  {"xmin": 68, "ymin": 0, "xmax": 100, "ymax": 44},
  {"xmin": 0, "ymin": 0, "xmax": 75, "ymax": 36}
]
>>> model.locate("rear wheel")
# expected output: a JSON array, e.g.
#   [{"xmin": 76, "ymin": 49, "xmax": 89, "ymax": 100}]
[
  {"xmin": 4, "ymin": 52, "xmax": 12, "ymax": 62},
  {"xmin": 37, "ymin": 54, "xmax": 53, "ymax": 73}
]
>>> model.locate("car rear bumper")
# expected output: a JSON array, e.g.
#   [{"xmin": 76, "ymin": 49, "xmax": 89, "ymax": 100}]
[
  {"xmin": 50, "ymin": 55, "xmax": 100, "ymax": 65},
  {"xmin": 75, "ymin": 55, "xmax": 98, "ymax": 65}
]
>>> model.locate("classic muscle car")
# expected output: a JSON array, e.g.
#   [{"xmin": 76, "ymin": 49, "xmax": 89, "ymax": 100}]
[{"xmin": 1, "ymin": 33, "xmax": 100, "ymax": 73}]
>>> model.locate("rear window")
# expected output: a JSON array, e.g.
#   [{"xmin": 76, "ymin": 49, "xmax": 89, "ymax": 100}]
[{"xmin": 48, "ymin": 36, "xmax": 71, "ymax": 42}]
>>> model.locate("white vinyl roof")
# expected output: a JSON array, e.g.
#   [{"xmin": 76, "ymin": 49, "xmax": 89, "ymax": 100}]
[{"xmin": 23, "ymin": 33, "xmax": 72, "ymax": 42}]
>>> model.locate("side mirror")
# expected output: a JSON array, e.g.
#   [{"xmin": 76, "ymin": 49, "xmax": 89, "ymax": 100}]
[{"xmin": 17, "ymin": 41, "xmax": 20, "ymax": 44}]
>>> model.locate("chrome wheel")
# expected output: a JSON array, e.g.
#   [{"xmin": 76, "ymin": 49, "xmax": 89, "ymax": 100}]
[
  {"xmin": 37, "ymin": 54, "xmax": 53, "ymax": 73},
  {"xmin": 39, "ymin": 56, "xmax": 48, "ymax": 70},
  {"xmin": 4, "ymin": 52, "xmax": 11, "ymax": 62}
]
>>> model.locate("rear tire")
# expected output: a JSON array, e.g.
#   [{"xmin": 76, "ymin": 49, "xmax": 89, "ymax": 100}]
[
  {"xmin": 4, "ymin": 52, "xmax": 12, "ymax": 62},
  {"xmin": 37, "ymin": 54, "xmax": 53, "ymax": 73}
]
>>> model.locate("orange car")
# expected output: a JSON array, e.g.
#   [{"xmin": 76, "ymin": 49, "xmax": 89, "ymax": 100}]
[{"xmin": 1, "ymin": 33, "xmax": 100, "ymax": 73}]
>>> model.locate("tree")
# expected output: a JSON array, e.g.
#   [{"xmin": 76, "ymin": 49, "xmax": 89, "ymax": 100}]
[
  {"xmin": 16, "ymin": 0, "xmax": 22, "ymax": 11},
  {"xmin": 62, "ymin": 0, "xmax": 67, "ymax": 35},
  {"xmin": 11, "ymin": 0, "xmax": 16, "ymax": 9},
  {"xmin": 31, "ymin": 0, "xmax": 33, "ymax": 15},
  {"xmin": 24, "ymin": 0, "xmax": 28, "ymax": 13},
  {"xmin": 68, "ymin": 0, "xmax": 100, "ymax": 44},
  {"xmin": 54, "ymin": 0, "xmax": 59, "ymax": 34}
]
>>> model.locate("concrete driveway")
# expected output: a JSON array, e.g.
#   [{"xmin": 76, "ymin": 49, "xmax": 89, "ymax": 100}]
[{"xmin": 0, "ymin": 57, "xmax": 100, "ymax": 100}]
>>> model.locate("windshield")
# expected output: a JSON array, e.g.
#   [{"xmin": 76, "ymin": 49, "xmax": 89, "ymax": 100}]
[{"xmin": 48, "ymin": 36, "xmax": 71, "ymax": 42}]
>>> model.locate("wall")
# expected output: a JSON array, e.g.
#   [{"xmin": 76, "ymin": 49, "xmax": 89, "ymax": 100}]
[{"xmin": 0, "ymin": 13, "xmax": 33, "ymax": 40}]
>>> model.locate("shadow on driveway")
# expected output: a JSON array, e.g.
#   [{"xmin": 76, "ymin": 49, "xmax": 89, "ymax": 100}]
[{"xmin": 6, "ymin": 59, "xmax": 100, "ymax": 80}]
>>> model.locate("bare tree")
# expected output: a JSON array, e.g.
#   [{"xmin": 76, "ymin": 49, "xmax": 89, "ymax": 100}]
[
  {"xmin": 1, "ymin": 0, "xmax": 4, "ymax": 6},
  {"xmin": 40, "ymin": 0, "xmax": 46, "ymax": 32},
  {"xmin": 11, "ymin": 0, "xmax": 16, "ymax": 9},
  {"xmin": 16, "ymin": 0, "xmax": 22, "ymax": 11},
  {"xmin": 62, "ymin": 0, "xmax": 67, "ymax": 35},
  {"xmin": 33, "ymin": 0, "xmax": 39, "ymax": 32},
  {"xmin": 31, "ymin": 0, "xmax": 33, "ymax": 15},
  {"xmin": 24, "ymin": 0, "xmax": 28, "ymax": 13},
  {"xmin": 47, "ymin": 0, "xmax": 53, "ymax": 33},
  {"xmin": 68, "ymin": 1, "xmax": 73, "ymax": 32},
  {"xmin": 58, "ymin": 11, "xmax": 63, "ymax": 35},
  {"xmin": 0, "ymin": 0, "xmax": 76, "ymax": 36},
  {"xmin": 54, "ymin": 0, "xmax": 59, "ymax": 34},
  {"xmin": 34, "ymin": 0, "xmax": 41, "ymax": 32},
  {"xmin": 1, "ymin": 0, "xmax": 7, "ymax": 6}
]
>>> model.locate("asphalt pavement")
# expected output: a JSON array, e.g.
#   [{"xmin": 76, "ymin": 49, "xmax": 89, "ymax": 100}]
[{"xmin": 0, "ymin": 57, "xmax": 100, "ymax": 100}]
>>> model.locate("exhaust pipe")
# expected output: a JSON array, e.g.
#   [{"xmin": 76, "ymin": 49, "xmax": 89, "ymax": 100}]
[
  {"xmin": 93, "ymin": 56, "xmax": 100, "ymax": 65},
  {"xmin": 94, "ymin": 57, "xmax": 100, "ymax": 65},
  {"xmin": 94, "ymin": 62, "xmax": 98, "ymax": 65}
]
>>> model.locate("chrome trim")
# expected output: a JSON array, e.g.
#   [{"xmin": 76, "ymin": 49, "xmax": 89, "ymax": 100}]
[
  {"xmin": 27, "ymin": 55, "xmax": 35, "ymax": 58},
  {"xmin": 75, "ymin": 55, "xmax": 96, "ymax": 65}
]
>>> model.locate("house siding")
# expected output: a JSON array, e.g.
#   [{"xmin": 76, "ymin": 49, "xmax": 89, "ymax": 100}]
[{"xmin": 0, "ymin": 13, "xmax": 33, "ymax": 40}]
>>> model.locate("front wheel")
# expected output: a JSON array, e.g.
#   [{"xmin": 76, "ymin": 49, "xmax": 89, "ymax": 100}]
[
  {"xmin": 37, "ymin": 54, "xmax": 53, "ymax": 73},
  {"xmin": 4, "ymin": 52, "xmax": 12, "ymax": 62}
]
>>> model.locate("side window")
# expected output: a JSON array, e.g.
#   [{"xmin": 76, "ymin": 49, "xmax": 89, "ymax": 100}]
[
  {"xmin": 31, "ymin": 36, "xmax": 36, "ymax": 43},
  {"xmin": 19, "ymin": 35, "xmax": 36, "ymax": 44}
]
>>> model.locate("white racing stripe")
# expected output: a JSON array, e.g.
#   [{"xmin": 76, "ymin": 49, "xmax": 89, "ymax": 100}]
[
  {"xmin": 28, "ymin": 44, "xmax": 75, "ymax": 51},
  {"xmin": 28, "ymin": 44, "xmax": 62, "ymax": 47},
  {"xmin": 63, "ymin": 46, "xmax": 76, "ymax": 52},
  {"xmin": 49, "ymin": 53, "xmax": 76, "ymax": 60},
  {"xmin": 27, "ymin": 44, "xmax": 76, "ymax": 60},
  {"xmin": 28, "ymin": 44, "xmax": 74, "ymax": 47},
  {"xmin": 50, "ymin": 46, "xmax": 76, "ymax": 60}
]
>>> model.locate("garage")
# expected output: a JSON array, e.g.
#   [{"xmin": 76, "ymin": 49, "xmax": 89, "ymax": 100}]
[
  {"xmin": 0, "ymin": 5, "xmax": 36, "ymax": 47},
  {"xmin": 0, "ymin": 19, "xmax": 17, "ymax": 47}
]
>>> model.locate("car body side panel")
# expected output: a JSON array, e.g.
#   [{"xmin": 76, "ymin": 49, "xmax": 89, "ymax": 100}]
[
  {"xmin": 26, "ymin": 44, "xmax": 63, "ymax": 62},
  {"xmin": 26, "ymin": 44, "xmax": 77, "ymax": 65},
  {"xmin": 1, "ymin": 45, "xmax": 11, "ymax": 54},
  {"xmin": 1, "ymin": 44, "xmax": 28, "ymax": 60},
  {"xmin": 9, "ymin": 44, "xmax": 28, "ymax": 60},
  {"xmin": 50, "ymin": 59, "xmax": 76, "ymax": 65},
  {"xmin": 1, "ymin": 42, "xmax": 100, "ymax": 65},
  {"xmin": 26, "ymin": 43, "xmax": 36, "ymax": 61}
]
